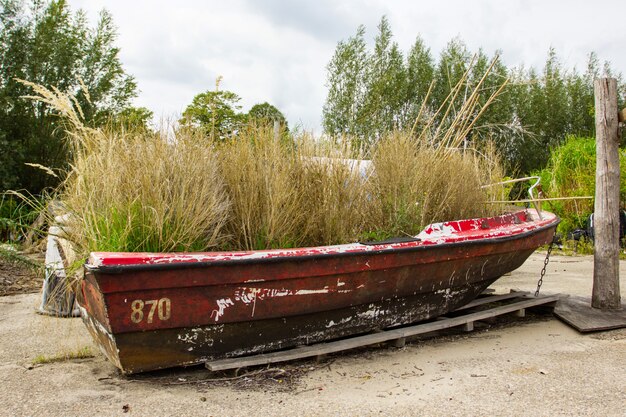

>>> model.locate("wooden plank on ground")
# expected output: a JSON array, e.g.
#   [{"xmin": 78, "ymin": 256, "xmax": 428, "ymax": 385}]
[
  {"xmin": 206, "ymin": 294, "xmax": 560, "ymax": 371},
  {"xmin": 454, "ymin": 291, "xmax": 528, "ymax": 311},
  {"xmin": 554, "ymin": 296, "xmax": 626, "ymax": 332}
]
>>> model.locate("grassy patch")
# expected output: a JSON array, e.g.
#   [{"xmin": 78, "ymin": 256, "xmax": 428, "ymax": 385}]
[
  {"xmin": 554, "ymin": 239, "xmax": 594, "ymax": 256},
  {"xmin": 552, "ymin": 239, "xmax": 626, "ymax": 260},
  {"xmin": 32, "ymin": 346, "xmax": 94, "ymax": 365}
]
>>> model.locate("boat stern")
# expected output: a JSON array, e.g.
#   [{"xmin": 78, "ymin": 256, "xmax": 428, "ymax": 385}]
[{"xmin": 76, "ymin": 270, "xmax": 124, "ymax": 372}]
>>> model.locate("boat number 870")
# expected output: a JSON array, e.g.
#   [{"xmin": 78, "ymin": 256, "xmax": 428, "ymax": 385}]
[{"xmin": 130, "ymin": 298, "xmax": 171, "ymax": 324}]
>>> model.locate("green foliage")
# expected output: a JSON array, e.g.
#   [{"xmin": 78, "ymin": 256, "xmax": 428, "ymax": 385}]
[
  {"xmin": 0, "ymin": 194, "xmax": 39, "ymax": 242},
  {"xmin": 180, "ymin": 89, "xmax": 246, "ymax": 140},
  {"xmin": 0, "ymin": 0, "xmax": 137, "ymax": 194},
  {"xmin": 180, "ymin": 81, "xmax": 291, "ymax": 141},
  {"xmin": 323, "ymin": 18, "xmax": 432, "ymax": 146},
  {"xmin": 322, "ymin": 25, "xmax": 367, "ymax": 138},
  {"xmin": 536, "ymin": 136, "xmax": 626, "ymax": 233},
  {"xmin": 111, "ymin": 106, "xmax": 153, "ymax": 132},
  {"xmin": 432, "ymin": 37, "xmax": 470, "ymax": 111},
  {"xmin": 360, "ymin": 16, "xmax": 407, "ymax": 142},
  {"xmin": 323, "ymin": 18, "xmax": 626, "ymax": 174},
  {"xmin": 403, "ymin": 36, "xmax": 435, "ymax": 127},
  {"xmin": 247, "ymin": 102, "xmax": 288, "ymax": 130}
]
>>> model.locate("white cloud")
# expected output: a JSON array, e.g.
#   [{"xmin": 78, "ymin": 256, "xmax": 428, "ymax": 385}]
[{"xmin": 67, "ymin": 0, "xmax": 626, "ymax": 132}]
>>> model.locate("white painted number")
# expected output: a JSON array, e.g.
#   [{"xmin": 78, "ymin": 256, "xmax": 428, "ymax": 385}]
[
  {"xmin": 130, "ymin": 298, "xmax": 171, "ymax": 324},
  {"xmin": 158, "ymin": 297, "xmax": 171, "ymax": 321},
  {"xmin": 130, "ymin": 300, "xmax": 144, "ymax": 323}
]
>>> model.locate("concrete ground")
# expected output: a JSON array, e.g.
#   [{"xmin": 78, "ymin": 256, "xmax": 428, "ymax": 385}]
[{"xmin": 0, "ymin": 252, "xmax": 624, "ymax": 417}]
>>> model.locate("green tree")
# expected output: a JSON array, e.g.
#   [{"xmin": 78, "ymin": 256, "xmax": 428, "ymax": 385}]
[
  {"xmin": 247, "ymin": 102, "xmax": 288, "ymax": 129},
  {"xmin": 322, "ymin": 18, "xmax": 625, "ymax": 174},
  {"xmin": 180, "ymin": 89, "xmax": 246, "ymax": 140},
  {"xmin": 322, "ymin": 25, "xmax": 367, "ymax": 138},
  {"xmin": 565, "ymin": 69, "xmax": 593, "ymax": 138},
  {"xmin": 542, "ymin": 48, "xmax": 569, "ymax": 149},
  {"xmin": 518, "ymin": 67, "xmax": 548, "ymax": 173},
  {"xmin": 359, "ymin": 16, "xmax": 407, "ymax": 142},
  {"xmin": 471, "ymin": 50, "xmax": 511, "ymax": 126},
  {"xmin": 112, "ymin": 106, "xmax": 153, "ymax": 131},
  {"xmin": 402, "ymin": 36, "xmax": 435, "ymax": 129},
  {"xmin": 0, "ymin": 0, "xmax": 136, "ymax": 193},
  {"xmin": 512, "ymin": 48, "xmax": 570, "ymax": 173},
  {"xmin": 467, "ymin": 49, "xmax": 520, "ymax": 161},
  {"xmin": 78, "ymin": 9, "xmax": 137, "ymax": 123},
  {"xmin": 500, "ymin": 65, "xmax": 533, "ymax": 171},
  {"xmin": 432, "ymin": 38, "xmax": 470, "ymax": 114}
]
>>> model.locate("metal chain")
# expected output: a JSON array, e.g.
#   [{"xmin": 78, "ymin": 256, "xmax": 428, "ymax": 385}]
[{"xmin": 535, "ymin": 235, "xmax": 555, "ymax": 297}]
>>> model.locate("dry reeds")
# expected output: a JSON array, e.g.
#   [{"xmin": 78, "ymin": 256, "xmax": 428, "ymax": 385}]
[
  {"xmin": 219, "ymin": 127, "xmax": 506, "ymax": 247},
  {"xmin": 367, "ymin": 133, "xmax": 505, "ymax": 238},
  {"xmin": 64, "ymin": 129, "xmax": 230, "ymax": 254},
  {"xmin": 217, "ymin": 126, "xmax": 305, "ymax": 250},
  {"xmin": 20, "ymin": 80, "xmax": 230, "ymax": 256},
  {"xmin": 411, "ymin": 56, "xmax": 509, "ymax": 155},
  {"xmin": 365, "ymin": 56, "xmax": 509, "ymax": 236},
  {"xmin": 18, "ymin": 56, "xmax": 509, "ymax": 256},
  {"xmin": 217, "ymin": 128, "xmax": 371, "ymax": 249},
  {"xmin": 297, "ymin": 136, "xmax": 371, "ymax": 246}
]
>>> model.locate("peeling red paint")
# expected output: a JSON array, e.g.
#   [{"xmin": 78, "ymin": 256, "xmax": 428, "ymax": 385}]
[
  {"xmin": 76, "ymin": 209, "xmax": 559, "ymax": 374},
  {"xmin": 87, "ymin": 210, "xmax": 551, "ymax": 268}
]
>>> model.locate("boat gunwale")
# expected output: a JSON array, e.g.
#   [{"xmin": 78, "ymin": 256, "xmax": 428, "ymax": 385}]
[{"xmin": 85, "ymin": 216, "xmax": 559, "ymax": 275}]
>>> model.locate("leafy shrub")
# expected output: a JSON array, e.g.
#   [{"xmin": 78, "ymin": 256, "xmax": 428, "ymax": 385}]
[
  {"xmin": 535, "ymin": 136, "xmax": 626, "ymax": 233},
  {"xmin": 0, "ymin": 194, "xmax": 40, "ymax": 243}
]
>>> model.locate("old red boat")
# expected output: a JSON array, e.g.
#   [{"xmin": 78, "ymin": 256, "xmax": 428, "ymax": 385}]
[{"xmin": 76, "ymin": 209, "xmax": 558, "ymax": 374}]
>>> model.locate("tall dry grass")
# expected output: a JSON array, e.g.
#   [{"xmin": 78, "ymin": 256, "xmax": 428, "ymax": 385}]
[
  {"xmin": 365, "ymin": 56, "xmax": 509, "ymax": 237},
  {"xmin": 219, "ymin": 126, "xmax": 506, "ymax": 247},
  {"xmin": 217, "ymin": 128, "xmax": 371, "ymax": 249},
  {"xmin": 20, "ymin": 80, "xmax": 230, "ymax": 257},
  {"xmin": 217, "ymin": 126, "xmax": 305, "ymax": 250},
  {"xmin": 297, "ymin": 136, "xmax": 371, "ymax": 246},
  {"xmin": 367, "ymin": 133, "xmax": 505, "ymax": 238},
  {"xmin": 18, "ymin": 55, "xmax": 509, "ymax": 255},
  {"xmin": 62, "ymin": 128, "xmax": 230, "ymax": 254}
]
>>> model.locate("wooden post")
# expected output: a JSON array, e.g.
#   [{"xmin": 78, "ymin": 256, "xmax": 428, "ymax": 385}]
[{"xmin": 592, "ymin": 78, "xmax": 621, "ymax": 310}]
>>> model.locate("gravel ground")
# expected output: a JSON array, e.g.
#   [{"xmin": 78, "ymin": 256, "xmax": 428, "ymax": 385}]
[{"xmin": 0, "ymin": 252, "xmax": 624, "ymax": 417}]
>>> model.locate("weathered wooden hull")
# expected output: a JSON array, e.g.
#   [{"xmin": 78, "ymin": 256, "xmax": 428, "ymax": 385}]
[{"xmin": 76, "ymin": 210, "xmax": 558, "ymax": 374}]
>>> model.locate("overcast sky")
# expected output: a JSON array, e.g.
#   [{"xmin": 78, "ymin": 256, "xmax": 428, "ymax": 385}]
[{"xmin": 67, "ymin": 0, "xmax": 625, "ymax": 132}]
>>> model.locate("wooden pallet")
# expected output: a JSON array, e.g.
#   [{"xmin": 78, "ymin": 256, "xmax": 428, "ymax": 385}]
[{"xmin": 205, "ymin": 291, "xmax": 560, "ymax": 372}]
